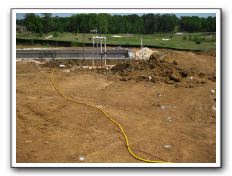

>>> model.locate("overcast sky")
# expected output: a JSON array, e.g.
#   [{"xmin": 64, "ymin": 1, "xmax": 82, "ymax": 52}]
[{"xmin": 16, "ymin": 13, "xmax": 216, "ymax": 19}]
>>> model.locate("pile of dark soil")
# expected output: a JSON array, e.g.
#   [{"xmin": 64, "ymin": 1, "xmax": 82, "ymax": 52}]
[{"xmin": 111, "ymin": 53, "xmax": 212, "ymax": 87}]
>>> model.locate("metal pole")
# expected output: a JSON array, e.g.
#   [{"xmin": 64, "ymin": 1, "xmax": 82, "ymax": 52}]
[
  {"xmin": 141, "ymin": 37, "xmax": 143, "ymax": 60},
  {"xmin": 83, "ymin": 33, "xmax": 85, "ymax": 60},
  {"xmin": 92, "ymin": 37, "xmax": 94, "ymax": 69},
  {"xmin": 96, "ymin": 38, "xmax": 98, "ymax": 69},
  {"xmin": 104, "ymin": 38, "xmax": 106, "ymax": 58},
  {"xmin": 104, "ymin": 38, "xmax": 106, "ymax": 68},
  {"xmin": 100, "ymin": 38, "xmax": 103, "ymax": 68}
]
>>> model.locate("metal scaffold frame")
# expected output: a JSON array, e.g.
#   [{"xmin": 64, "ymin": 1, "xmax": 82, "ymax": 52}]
[{"xmin": 92, "ymin": 36, "xmax": 107, "ymax": 69}]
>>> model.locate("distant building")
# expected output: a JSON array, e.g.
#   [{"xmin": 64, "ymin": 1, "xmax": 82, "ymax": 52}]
[{"xmin": 16, "ymin": 25, "xmax": 27, "ymax": 32}]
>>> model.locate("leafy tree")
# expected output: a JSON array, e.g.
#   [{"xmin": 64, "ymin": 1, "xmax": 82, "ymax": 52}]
[
  {"xmin": 179, "ymin": 16, "xmax": 215, "ymax": 32},
  {"xmin": 96, "ymin": 13, "xmax": 109, "ymax": 34},
  {"xmin": 41, "ymin": 13, "xmax": 55, "ymax": 33},
  {"xmin": 18, "ymin": 13, "xmax": 216, "ymax": 35},
  {"xmin": 24, "ymin": 13, "xmax": 42, "ymax": 38}
]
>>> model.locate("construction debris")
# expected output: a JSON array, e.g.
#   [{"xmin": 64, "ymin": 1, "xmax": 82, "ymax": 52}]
[{"xmin": 135, "ymin": 47, "xmax": 154, "ymax": 60}]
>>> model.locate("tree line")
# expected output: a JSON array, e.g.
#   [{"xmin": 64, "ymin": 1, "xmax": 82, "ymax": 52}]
[{"xmin": 17, "ymin": 13, "xmax": 216, "ymax": 36}]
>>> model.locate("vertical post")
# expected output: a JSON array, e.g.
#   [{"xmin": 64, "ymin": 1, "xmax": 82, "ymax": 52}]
[
  {"xmin": 140, "ymin": 37, "xmax": 143, "ymax": 47},
  {"xmin": 104, "ymin": 38, "xmax": 106, "ymax": 58},
  {"xmin": 92, "ymin": 37, "xmax": 94, "ymax": 69},
  {"xmin": 140, "ymin": 37, "xmax": 143, "ymax": 60},
  {"xmin": 100, "ymin": 38, "xmax": 103, "ymax": 68},
  {"xmin": 96, "ymin": 38, "xmax": 98, "ymax": 69},
  {"xmin": 104, "ymin": 38, "xmax": 106, "ymax": 68},
  {"xmin": 83, "ymin": 33, "xmax": 85, "ymax": 60}
]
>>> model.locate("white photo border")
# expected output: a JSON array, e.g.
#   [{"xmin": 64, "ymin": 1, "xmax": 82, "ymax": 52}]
[{"xmin": 11, "ymin": 8, "xmax": 222, "ymax": 168}]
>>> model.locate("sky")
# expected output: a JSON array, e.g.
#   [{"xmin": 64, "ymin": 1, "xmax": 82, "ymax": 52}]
[{"xmin": 16, "ymin": 13, "xmax": 216, "ymax": 19}]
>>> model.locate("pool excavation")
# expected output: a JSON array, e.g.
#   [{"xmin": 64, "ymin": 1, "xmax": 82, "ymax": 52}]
[{"xmin": 16, "ymin": 44, "xmax": 216, "ymax": 163}]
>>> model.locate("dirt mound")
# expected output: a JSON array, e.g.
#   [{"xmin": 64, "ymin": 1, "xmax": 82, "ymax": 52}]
[{"xmin": 111, "ymin": 52, "xmax": 210, "ymax": 87}]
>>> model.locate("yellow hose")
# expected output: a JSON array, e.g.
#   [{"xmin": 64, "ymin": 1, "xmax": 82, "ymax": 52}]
[{"xmin": 50, "ymin": 67, "xmax": 170, "ymax": 163}]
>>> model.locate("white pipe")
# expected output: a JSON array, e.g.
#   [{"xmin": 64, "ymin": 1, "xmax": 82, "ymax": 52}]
[
  {"xmin": 100, "ymin": 39, "xmax": 102, "ymax": 54},
  {"xmin": 92, "ymin": 36, "xmax": 107, "ymax": 67},
  {"xmin": 141, "ymin": 37, "xmax": 143, "ymax": 60},
  {"xmin": 104, "ymin": 38, "xmax": 106, "ymax": 58},
  {"xmin": 100, "ymin": 39, "xmax": 103, "ymax": 68},
  {"xmin": 92, "ymin": 38, "xmax": 94, "ymax": 68},
  {"xmin": 96, "ymin": 38, "xmax": 98, "ymax": 60}
]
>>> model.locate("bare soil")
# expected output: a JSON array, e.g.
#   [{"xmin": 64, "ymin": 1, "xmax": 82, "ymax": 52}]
[{"xmin": 16, "ymin": 50, "xmax": 216, "ymax": 163}]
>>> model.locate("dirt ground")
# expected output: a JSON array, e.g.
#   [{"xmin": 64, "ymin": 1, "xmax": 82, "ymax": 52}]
[{"xmin": 16, "ymin": 49, "xmax": 216, "ymax": 163}]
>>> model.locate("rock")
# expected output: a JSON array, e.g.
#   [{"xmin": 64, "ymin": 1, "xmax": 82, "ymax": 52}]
[
  {"xmin": 165, "ymin": 80, "xmax": 175, "ymax": 84},
  {"xmin": 180, "ymin": 70, "xmax": 188, "ymax": 77},
  {"xmin": 167, "ymin": 116, "xmax": 172, "ymax": 122},
  {"xmin": 25, "ymin": 140, "xmax": 32, "ymax": 143},
  {"xmin": 164, "ymin": 144, "xmax": 172, "ymax": 148},
  {"xmin": 119, "ymin": 77, "xmax": 129, "ymax": 81},
  {"xmin": 170, "ymin": 72, "xmax": 181, "ymax": 82},
  {"xmin": 135, "ymin": 75, "xmax": 147, "ymax": 82},
  {"xmin": 207, "ymin": 71, "xmax": 216, "ymax": 82},
  {"xmin": 63, "ymin": 69, "xmax": 70, "ymax": 73},
  {"xmin": 79, "ymin": 154, "xmax": 86, "ymax": 161},
  {"xmin": 199, "ymin": 72, "xmax": 205, "ymax": 77}
]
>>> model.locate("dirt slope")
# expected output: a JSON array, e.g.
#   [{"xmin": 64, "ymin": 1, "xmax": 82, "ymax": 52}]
[{"xmin": 16, "ymin": 50, "xmax": 216, "ymax": 163}]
